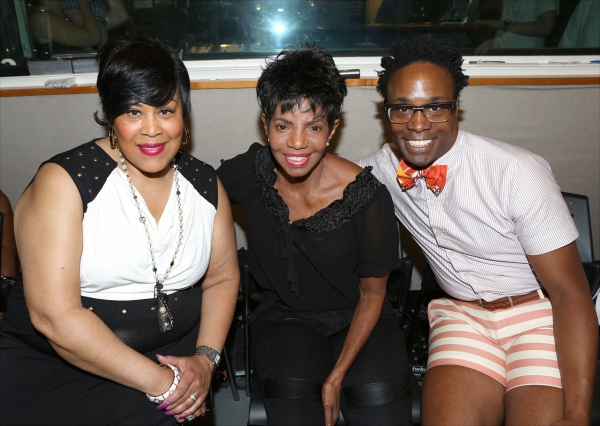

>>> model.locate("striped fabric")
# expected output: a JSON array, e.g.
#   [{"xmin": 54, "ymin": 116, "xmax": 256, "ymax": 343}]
[
  {"xmin": 357, "ymin": 131, "xmax": 579, "ymax": 302},
  {"xmin": 427, "ymin": 298, "xmax": 561, "ymax": 391}
]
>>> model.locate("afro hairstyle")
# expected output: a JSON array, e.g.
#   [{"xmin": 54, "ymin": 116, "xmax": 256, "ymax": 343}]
[{"xmin": 377, "ymin": 36, "xmax": 469, "ymax": 101}]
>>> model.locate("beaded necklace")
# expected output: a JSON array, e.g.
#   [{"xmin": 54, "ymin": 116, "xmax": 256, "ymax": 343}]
[{"xmin": 118, "ymin": 150, "xmax": 183, "ymax": 332}]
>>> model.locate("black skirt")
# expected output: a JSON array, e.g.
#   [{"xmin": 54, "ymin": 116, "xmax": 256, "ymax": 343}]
[{"xmin": 0, "ymin": 280, "xmax": 203, "ymax": 426}]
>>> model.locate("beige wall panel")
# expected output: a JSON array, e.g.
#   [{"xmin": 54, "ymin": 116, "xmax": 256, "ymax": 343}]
[{"xmin": 1, "ymin": 86, "xmax": 599, "ymax": 281}]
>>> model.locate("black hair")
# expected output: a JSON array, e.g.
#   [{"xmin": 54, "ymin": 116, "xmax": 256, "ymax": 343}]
[
  {"xmin": 94, "ymin": 36, "xmax": 191, "ymax": 126},
  {"xmin": 256, "ymin": 43, "xmax": 347, "ymax": 130},
  {"xmin": 377, "ymin": 36, "xmax": 469, "ymax": 101}
]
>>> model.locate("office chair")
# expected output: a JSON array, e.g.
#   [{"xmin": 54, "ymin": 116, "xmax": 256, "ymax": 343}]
[{"xmin": 562, "ymin": 192, "xmax": 600, "ymax": 297}]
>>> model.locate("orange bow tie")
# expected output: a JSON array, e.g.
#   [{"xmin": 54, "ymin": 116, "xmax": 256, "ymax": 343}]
[{"xmin": 397, "ymin": 159, "xmax": 447, "ymax": 195}]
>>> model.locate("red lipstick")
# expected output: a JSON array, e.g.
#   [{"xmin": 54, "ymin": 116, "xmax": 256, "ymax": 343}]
[{"xmin": 138, "ymin": 143, "xmax": 166, "ymax": 156}]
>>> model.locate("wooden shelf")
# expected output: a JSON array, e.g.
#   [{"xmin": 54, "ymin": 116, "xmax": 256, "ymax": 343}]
[{"xmin": 1, "ymin": 76, "xmax": 598, "ymax": 97}]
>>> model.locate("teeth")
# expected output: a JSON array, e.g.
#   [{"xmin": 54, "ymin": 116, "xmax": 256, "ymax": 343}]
[
  {"xmin": 287, "ymin": 156, "xmax": 306, "ymax": 162},
  {"xmin": 407, "ymin": 139, "xmax": 432, "ymax": 148}
]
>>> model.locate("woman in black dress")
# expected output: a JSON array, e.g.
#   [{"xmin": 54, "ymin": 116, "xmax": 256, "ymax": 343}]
[
  {"xmin": 0, "ymin": 37, "xmax": 239, "ymax": 425},
  {"xmin": 217, "ymin": 44, "xmax": 412, "ymax": 426}
]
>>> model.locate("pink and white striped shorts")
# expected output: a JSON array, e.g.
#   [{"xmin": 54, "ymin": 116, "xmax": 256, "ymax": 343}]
[{"xmin": 427, "ymin": 297, "xmax": 561, "ymax": 391}]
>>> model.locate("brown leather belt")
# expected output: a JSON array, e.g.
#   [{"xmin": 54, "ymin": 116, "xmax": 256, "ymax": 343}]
[{"xmin": 465, "ymin": 289, "xmax": 549, "ymax": 310}]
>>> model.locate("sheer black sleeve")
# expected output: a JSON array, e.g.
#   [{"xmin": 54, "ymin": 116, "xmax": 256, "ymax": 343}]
[
  {"xmin": 355, "ymin": 185, "xmax": 400, "ymax": 278},
  {"xmin": 216, "ymin": 143, "xmax": 263, "ymax": 205}
]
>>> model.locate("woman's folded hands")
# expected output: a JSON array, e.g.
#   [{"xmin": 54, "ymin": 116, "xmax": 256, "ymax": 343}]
[{"xmin": 155, "ymin": 353, "xmax": 214, "ymax": 423}]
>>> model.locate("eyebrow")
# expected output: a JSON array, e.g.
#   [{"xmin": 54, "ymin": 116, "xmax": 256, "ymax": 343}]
[
  {"xmin": 392, "ymin": 96, "xmax": 447, "ymax": 103},
  {"xmin": 273, "ymin": 117, "xmax": 293, "ymax": 125},
  {"xmin": 131, "ymin": 99, "xmax": 180, "ymax": 107},
  {"xmin": 305, "ymin": 117, "xmax": 326, "ymax": 125},
  {"xmin": 272, "ymin": 117, "xmax": 326, "ymax": 126}
]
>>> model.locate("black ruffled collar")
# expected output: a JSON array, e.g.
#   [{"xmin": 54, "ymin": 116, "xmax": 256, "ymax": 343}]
[{"xmin": 254, "ymin": 145, "xmax": 381, "ymax": 233}]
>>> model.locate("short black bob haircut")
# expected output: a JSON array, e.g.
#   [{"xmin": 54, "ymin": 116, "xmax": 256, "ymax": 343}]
[
  {"xmin": 377, "ymin": 36, "xmax": 469, "ymax": 101},
  {"xmin": 94, "ymin": 36, "xmax": 191, "ymax": 126},
  {"xmin": 257, "ymin": 43, "xmax": 347, "ymax": 131}
]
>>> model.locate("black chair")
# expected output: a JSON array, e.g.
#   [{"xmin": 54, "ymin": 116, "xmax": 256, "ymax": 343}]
[
  {"xmin": 0, "ymin": 211, "xmax": 4, "ymax": 264},
  {"xmin": 239, "ymin": 247, "xmax": 253, "ymax": 398},
  {"xmin": 0, "ymin": 211, "xmax": 11, "ymax": 313},
  {"xmin": 562, "ymin": 192, "xmax": 600, "ymax": 297},
  {"xmin": 219, "ymin": 344, "xmax": 239, "ymax": 402},
  {"xmin": 243, "ymin": 222, "xmax": 421, "ymax": 425},
  {"xmin": 211, "ymin": 250, "xmax": 244, "ymax": 402}
]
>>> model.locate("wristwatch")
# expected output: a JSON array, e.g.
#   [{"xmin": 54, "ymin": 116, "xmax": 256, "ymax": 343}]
[
  {"xmin": 502, "ymin": 19, "xmax": 511, "ymax": 32},
  {"xmin": 194, "ymin": 345, "xmax": 221, "ymax": 369}
]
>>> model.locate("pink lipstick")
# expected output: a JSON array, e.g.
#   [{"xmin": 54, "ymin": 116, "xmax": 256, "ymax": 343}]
[{"xmin": 138, "ymin": 143, "xmax": 166, "ymax": 156}]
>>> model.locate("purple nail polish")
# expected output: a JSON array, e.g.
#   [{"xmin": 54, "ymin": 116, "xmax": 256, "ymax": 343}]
[
  {"xmin": 178, "ymin": 414, "xmax": 187, "ymax": 420},
  {"xmin": 201, "ymin": 412, "xmax": 206, "ymax": 418},
  {"xmin": 164, "ymin": 411, "xmax": 173, "ymax": 416},
  {"xmin": 157, "ymin": 402, "xmax": 169, "ymax": 410}
]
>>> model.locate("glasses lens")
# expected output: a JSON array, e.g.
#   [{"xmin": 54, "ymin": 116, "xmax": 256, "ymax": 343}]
[
  {"xmin": 388, "ymin": 106, "xmax": 412, "ymax": 123},
  {"xmin": 424, "ymin": 104, "xmax": 452, "ymax": 123}
]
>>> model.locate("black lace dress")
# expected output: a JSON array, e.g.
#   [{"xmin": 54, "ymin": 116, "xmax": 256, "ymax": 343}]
[{"xmin": 217, "ymin": 144, "xmax": 412, "ymax": 425}]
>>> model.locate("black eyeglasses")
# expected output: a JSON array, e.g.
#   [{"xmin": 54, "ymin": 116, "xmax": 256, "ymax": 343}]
[{"xmin": 383, "ymin": 99, "xmax": 458, "ymax": 124}]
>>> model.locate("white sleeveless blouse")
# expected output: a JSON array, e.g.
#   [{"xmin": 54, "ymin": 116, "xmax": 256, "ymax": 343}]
[{"xmin": 79, "ymin": 168, "xmax": 216, "ymax": 300}]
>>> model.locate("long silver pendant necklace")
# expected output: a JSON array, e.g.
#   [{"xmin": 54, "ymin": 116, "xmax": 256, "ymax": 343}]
[{"xmin": 118, "ymin": 150, "xmax": 183, "ymax": 332}]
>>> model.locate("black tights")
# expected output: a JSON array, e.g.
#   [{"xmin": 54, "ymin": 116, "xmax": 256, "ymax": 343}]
[{"xmin": 252, "ymin": 302, "xmax": 412, "ymax": 425}]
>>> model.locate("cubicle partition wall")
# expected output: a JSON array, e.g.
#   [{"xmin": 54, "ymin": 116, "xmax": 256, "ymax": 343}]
[{"xmin": 1, "ymin": 82, "xmax": 599, "ymax": 285}]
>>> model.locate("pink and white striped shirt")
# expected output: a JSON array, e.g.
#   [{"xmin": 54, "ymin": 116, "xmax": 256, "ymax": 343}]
[{"xmin": 358, "ymin": 130, "xmax": 578, "ymax": 302}]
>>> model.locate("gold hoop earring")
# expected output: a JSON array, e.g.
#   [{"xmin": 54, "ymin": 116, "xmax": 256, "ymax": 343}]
[
  {"xmin": 182, "ymin": 125, "xmax": 190, "ymax": 145},
  {"xmin": 109, "ymin": 125, "xmax": 117, "ymax": 148}
]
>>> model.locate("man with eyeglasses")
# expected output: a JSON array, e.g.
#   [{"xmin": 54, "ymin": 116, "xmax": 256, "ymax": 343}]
[{"xmin": 358, "ymin": 36, "xmax": 597, "ymax": 425}]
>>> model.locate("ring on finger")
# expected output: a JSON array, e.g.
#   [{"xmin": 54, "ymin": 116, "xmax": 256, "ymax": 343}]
[
  {"xmin": 190, "ymin": 394, "xmax": 197, "ymax": 403},
  {"xmin": 185, "ymin": 414, "xmax": 194, "ymax": 421}
]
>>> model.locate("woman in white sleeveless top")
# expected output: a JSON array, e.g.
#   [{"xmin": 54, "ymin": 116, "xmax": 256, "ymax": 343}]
[{"xmin": 0, "ymin": 36, "xmax": 239, "ymax": 425}]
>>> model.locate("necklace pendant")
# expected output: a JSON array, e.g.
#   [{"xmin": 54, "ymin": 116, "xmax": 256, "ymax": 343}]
[
  {"xmin": 120, "ymin": 147, "xmax": 182, "ymax": 333},
  {"xmin": 157, "ymin": 293, "xmax": 173, "ymax": 333}
]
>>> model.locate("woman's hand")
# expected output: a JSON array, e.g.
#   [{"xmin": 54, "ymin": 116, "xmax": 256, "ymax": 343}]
[
  {"xmin": 156, "ymin": 354, "xmax": 213, "ymax": 422},
  {"xmin": 321, "ymin": 276, "xmax": 389, "ymax": 425},
  {"xmin": 322, "ymin": 371, "xmax": 344, "ymax": 426}
]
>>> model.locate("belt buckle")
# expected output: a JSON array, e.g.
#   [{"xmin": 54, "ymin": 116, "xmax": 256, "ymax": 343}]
[{"xmin": 507, "ymin": 295, "xmax": 514, "ymax": 308}]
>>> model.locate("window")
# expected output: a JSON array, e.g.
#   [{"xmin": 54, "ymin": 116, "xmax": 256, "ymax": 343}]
[{"xmin": 1, "ymin": 0, "xmax": 598, "ymax": 80}]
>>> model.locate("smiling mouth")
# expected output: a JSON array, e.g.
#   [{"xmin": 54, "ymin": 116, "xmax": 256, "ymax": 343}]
[
  {"xmin": 138, "ymin": 143, "xmax": 166, "ymax": 156},
  {"xmin": 406, "ymin": 139, "xmax": 433, "ymax": 148},
  {"xmin": 284, "ymin": 154, "xmax": 311, "ymax": 167}
]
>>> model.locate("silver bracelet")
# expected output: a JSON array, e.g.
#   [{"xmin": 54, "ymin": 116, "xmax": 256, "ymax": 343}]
[
  {"xmin": 194, "ymin": 345, "xmax": 221, "ymax": 370},
  {"xmin": 146, "ymin": 364, "xmax": 181, "ymax": 404}
]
